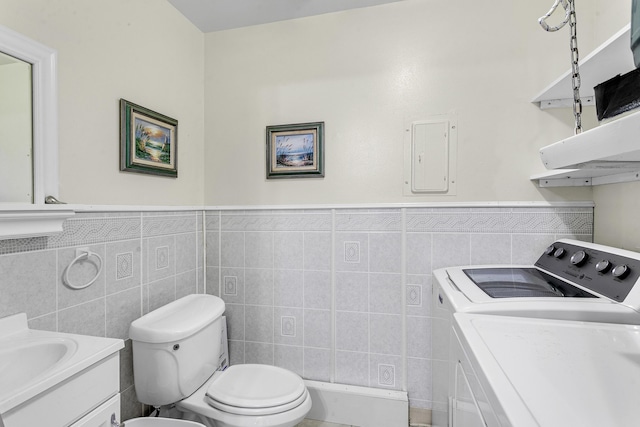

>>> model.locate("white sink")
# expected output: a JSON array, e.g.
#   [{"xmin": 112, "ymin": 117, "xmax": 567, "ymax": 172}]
[
  {"xmin": 0, "ymin": 336, "xmax": 77, "ymax": 395},
  {"xmin": 0, "ymin": 313, "xmax": 124, "ymax": 426}
]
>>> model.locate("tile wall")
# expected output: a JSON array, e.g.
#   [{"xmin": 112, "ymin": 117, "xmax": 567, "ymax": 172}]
[
  {"xmin": 204, "ymin": 206, "xmax": 594, "ymax": 411},
  {"xmin": 0, "ymin": 205, "xmax": 592, "ymax": 419},
  {"xmin": 0, "ymin": 210, "xmax": 204, "ymax": 420}
]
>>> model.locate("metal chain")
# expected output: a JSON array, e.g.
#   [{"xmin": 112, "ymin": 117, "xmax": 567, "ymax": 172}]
[
  {"xmin": 568, "ymin": 0, "xmax": 582, "ymax": 134},
  {"xmin": 538, "ymin": 0, "xmax": 582, "ymax": 134}
]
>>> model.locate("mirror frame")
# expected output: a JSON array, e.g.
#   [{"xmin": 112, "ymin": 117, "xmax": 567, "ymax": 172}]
[{"xmin": 0, "ymin": 23, "xmax": 58, "ymax": 204}]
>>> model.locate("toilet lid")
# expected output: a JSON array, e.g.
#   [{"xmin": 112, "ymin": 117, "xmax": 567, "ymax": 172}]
[
  {"xmin": 206, "ymin": 388, "xmax": 308, "ymax": 416},
  {"xmin": 205, "ymin": 364, "xmax": 305, "ymax": 409}
]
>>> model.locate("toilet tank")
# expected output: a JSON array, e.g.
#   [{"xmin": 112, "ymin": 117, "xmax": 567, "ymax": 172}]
[{"xmin": 129, "ymin": 294, "xmax": 225, "ymax": 406}]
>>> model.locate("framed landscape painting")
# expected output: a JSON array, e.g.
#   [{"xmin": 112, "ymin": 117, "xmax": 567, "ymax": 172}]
[
  {"xmin": 120, "ymin": 99, "xmax": 178, "ymax": 177},
  {"xmin": 266, "ymin": 121, "xmax": 324, "ymax": 179}
]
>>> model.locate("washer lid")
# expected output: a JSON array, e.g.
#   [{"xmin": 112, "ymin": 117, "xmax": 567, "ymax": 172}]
[{"xmin": 206, "ymin": 364, "xmax": 305, "ymax": 408}]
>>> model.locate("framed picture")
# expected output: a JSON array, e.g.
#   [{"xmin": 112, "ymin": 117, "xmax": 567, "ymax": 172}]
[
  {"xmin": 120, "ymin": 99, "xmax": 178, "ymax": 177},
  {"xmin": 266, "ymin": 122, "xmax": 324, "ymax": 179}
]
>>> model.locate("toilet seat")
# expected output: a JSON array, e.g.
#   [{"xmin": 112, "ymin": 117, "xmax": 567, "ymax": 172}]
[
  {"xmin": 204, "ymin": 365, "xmax": 306, "ymax": 416},
  {"xmin": 206, "ymin": 389, "xmax": 309, "ymax": 416},
  {"xmin": 177, "ymin": 367, "xmax": 312, "ymax": 427}
]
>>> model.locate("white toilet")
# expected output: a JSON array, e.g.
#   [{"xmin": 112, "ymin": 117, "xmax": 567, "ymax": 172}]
[{"xmin": 129, "ymin": 294, "xmax": 311, "ymax": 427}]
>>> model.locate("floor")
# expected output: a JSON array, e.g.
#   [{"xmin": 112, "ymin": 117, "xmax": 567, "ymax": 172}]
[
  {"xmin": 297, "ymin": 421, "xmax": 351, "ymax": 427},
  {"xmin": 296, "ymin": 420, "xmax": 428, "ymax": 427}
]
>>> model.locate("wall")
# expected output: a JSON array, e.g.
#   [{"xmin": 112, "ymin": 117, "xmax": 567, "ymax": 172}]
[
  {"xmin": 0, "ymin": 0, "xmax": 205, "ymax": 205},
  {"xmin": 205, "ymin": 205, "xmax": 593, "ymax": 412},
  {"xmin": 0, "ymin": 210, "xmax": 205, "ymax": 420},
  {"xmin": 202, "ymin": 0, "xmax": 598, "ymax": 206}
]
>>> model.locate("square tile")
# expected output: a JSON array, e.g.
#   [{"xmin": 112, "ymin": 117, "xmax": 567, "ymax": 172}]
[
  {"xmin": 335, "ymin": 233, "xmax": 368, "ymax": 272},
  {"xmin": 369, "ymin": 313, "xmax": 402, "ymax": 356},
  {"xmin": 220, "ymin": 232, "xmax": 244, "ymax": 268},
  {"xmin": 303, "ymin": 347, "xmax": 331, "ymax": 381},
  {"xmin": 369, "ymin": 232, "xmax": 402, "ymax": 273},
  {"xmin": 304, "ymin": 270, "xmax": 331, "ymax": 310},
  {"xmin": 0, "ymin": 250, "xmax": 57, "ymax": 318},
  {"xmin": 304, "ymin": 309, "xmax": 331, "ymax": 349},
  {"xmin": 245, "ymin": 341, "xmax": 274, "ymax": 364},
  {"xmin": 245, "ymin": 268, "xmax": 274, "ymax": 305},
  {"xmin": 335, "ymin": 271, "xmax": 368, "ymax": 312},
  {"xmin": 274, "ymin": 345, "xmax": 303, "ymax": 376},
  {"xmin": 369, "ymin": 273, "xmax": 402, "ymax": 314},
  {"xmin": 245, "ymin": 232, "xmax": 273, "ymax": 268},
  {"xmin": 431, "ymin": 233, "xmax": 471, "ymax": 271},
  {"xmin": 304, "ymin": 232, "xmax": 331, "ymax": 271},
  {"xmin": 335, "ymin": 311, "xmax": 368, "ymax": 352},
  {"xmin": 274, "ymin": 232, "xmax": 303, "ymax": 269},
  {"xmin": 335, "ymin": 350, "xmax": 368, "ymax": 387},
  {"xmin": 407, "ymin": 232, "xmax": 432, "ymax": 274},
  {"xmin": 370, "ymin": 354, "xmax": 403, "ymax": 391},
  {"xmin": 274, "ymin": 307, "xmax": 303, "ymax": 346},
  {"xmin": 274, "ymin": 269, "xmax": 303, "ymax": 307},
  {"xmin": 245, "ymin": 305, "xmax": 273, "ymax": 343}
]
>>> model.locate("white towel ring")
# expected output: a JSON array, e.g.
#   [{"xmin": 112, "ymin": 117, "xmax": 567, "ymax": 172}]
[{"xmin": 63, "ymin": 250, "xmax": 103, "ymax": 290}]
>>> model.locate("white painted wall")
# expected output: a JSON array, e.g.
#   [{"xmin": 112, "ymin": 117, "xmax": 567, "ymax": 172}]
[
  {"xmin": 0, "ymin": 0, "xmax": 205, "ymax": 205},
  {"xmin": 203, "ymin": 0, "xmax": 596, "ymax": 205}
]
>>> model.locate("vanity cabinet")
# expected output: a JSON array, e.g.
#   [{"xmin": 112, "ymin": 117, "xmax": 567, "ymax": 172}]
[{"xmin": 2, "ymin": 353, "xmax": 121, "ymax": 427}]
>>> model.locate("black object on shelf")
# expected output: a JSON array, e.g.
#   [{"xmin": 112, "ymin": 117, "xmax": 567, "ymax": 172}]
[{"xmin": 594, "ymin": 67, "xmax": 640, "ymax": 121}]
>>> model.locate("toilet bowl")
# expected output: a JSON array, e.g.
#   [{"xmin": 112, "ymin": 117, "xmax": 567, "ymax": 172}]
[
  {"xmin": 129, "ymin": 294, "xmax": 312, "ymax": 427},
  {"xmin": 177, "ymin": 365, "xmax": 312, "ymax": 427}
]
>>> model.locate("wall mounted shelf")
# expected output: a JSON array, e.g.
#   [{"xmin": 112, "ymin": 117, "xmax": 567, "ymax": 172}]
[
  {"xmin": 531, "ymin": 24, "xmax": 640, "ymax": 187},
  {"xmin": 0, "ymin": 206, "xmax": 75, "ymax": 240},
  {"xmin": 532, "ymin": 24, "xmax": 634, "ymax": 109}
]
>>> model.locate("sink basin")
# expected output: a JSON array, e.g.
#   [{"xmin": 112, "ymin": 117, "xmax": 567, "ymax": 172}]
[
  {"xmin": 0, "ymin": 312, "xmax": 123, "ymax": 421},
  {"xmin": 0, "ymin": 337, "xmax": 77, "ymax": 396}
]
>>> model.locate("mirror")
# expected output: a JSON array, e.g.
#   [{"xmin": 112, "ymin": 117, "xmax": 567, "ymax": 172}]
[
  {"xmin": 0, "ymin": 24, "xmax": 58, "ymax": 205},
  {"xmin": 0, "ymin": 52, "xmax": 33, "ymax": 202}
]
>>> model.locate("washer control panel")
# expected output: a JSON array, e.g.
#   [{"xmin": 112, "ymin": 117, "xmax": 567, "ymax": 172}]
[{"xmin": 535, "ymin": 241, "xmax": 640, "ymax": 302}]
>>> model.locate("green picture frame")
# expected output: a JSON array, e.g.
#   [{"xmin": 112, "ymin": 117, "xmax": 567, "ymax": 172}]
[
  {"xmin": 120, "ymin": 99, "xmax": 178, "ymax": 177},
  {"xmin": 266, "ymin": 121, "xmax": 325, "ymax": 179}
]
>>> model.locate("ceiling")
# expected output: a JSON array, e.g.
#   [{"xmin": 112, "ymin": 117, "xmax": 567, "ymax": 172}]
[{"xmin": 168, "ymin": 0, "xmax": 407, "ymax": 33}]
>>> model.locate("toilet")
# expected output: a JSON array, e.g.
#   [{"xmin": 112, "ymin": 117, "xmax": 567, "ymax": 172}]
[{"xmin": 129, "ymin": 294, "xmax": 311, "ymax": 427}]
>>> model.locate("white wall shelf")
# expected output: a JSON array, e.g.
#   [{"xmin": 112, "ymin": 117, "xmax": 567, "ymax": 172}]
[
  {"xmin": 532, "ymin": 24, "xmax": 634, "ymax": 108},
  {"xmin": 531, "ymin": 24, "xmax": 640, "ymax": 187},
  {"xmin": 0, "ymin": 206, "xmax": 74, "ymax": 240}
]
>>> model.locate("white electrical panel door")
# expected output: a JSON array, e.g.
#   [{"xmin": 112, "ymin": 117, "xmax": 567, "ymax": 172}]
[{"xmin": 411, "ymin": 120, "xmax": 449, "ymax": 192}]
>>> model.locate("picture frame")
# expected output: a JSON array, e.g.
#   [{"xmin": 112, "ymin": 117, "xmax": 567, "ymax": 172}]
[
  {"xmin": 266, "ymin": 122, "xmax": 324, "ymax": 179},
  {"xmin": 120, "ymin": 99, "xmax": 178, "ymax": 177}
]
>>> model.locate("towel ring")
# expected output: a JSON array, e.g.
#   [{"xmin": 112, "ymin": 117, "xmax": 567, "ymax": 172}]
[{"xmin": 63, "ymin": 250, "xmax": 103, "ymax": 290}]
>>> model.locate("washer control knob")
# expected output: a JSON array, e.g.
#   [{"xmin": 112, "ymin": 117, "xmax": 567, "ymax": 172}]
[
  {"xmin": 612, "ymin": 264, "xmax": 631, "ymax": 279},
  {"xmin": 553, "ymin": 247, "xmax": 566, "ymax": 258},
  {"xmin": 545, "ymin": 245, "xmax": 556, "ymax": 255},
  {"xmin": 570, "ymin": 250, "xmax": 588, "ymax": 266},
  {"xmin": 595, "ymin": 260, "xmax": 612, "ymax": 273}
]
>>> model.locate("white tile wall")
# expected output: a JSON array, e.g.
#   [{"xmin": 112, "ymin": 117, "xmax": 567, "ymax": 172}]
[
  {"xmin": 0, "ymin": 205, "xmax": 592, "ymax": 419},
  {"xmin": 207, "ymin": 206, "xmax": 593, "ymax": 411},
  {"xmin": 0, "ymin": 210, "xmax": 204, "ymax": 421}
]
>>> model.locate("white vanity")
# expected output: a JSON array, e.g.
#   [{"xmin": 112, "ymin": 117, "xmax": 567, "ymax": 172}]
[{"xmin": 0, "ymin": 313, "xmax": 124, "ymax": 426}]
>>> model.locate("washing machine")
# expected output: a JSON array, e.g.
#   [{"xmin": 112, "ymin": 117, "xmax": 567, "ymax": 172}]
[
  {"xmin": 451, "ymin": 313, "xmax": 640, "ymax": 427},
  {"xmin": 431, "ymin": 239, "xmax": 640, "ymax": 426}
]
